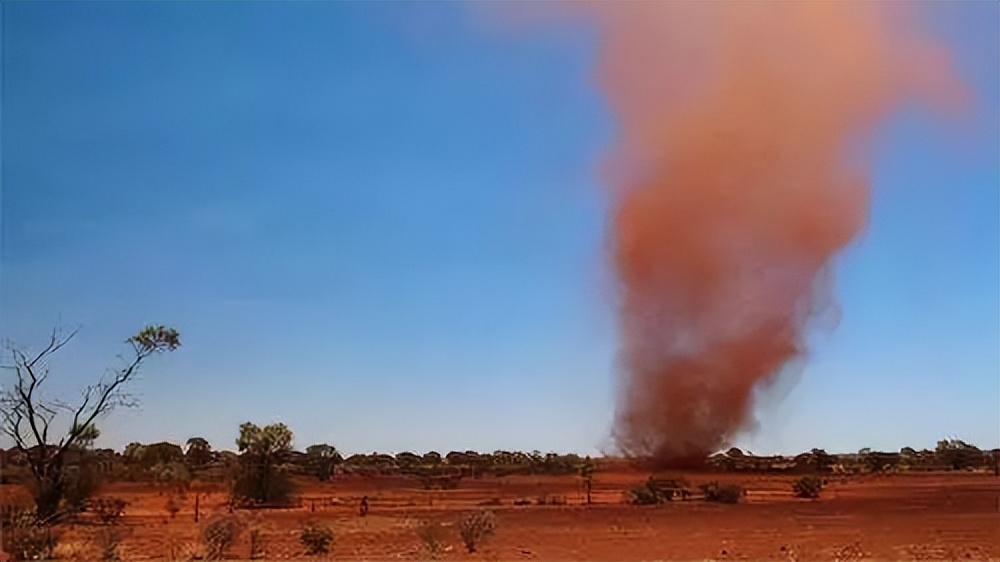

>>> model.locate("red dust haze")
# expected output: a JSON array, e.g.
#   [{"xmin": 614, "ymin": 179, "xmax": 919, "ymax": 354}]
[
  {"xmin": 582, "ymin": 3, "xmax": 967, "ymax": 466},
  {"xmin": 475, "ymin": 2, "xmax": 968, "ymax": 467}
]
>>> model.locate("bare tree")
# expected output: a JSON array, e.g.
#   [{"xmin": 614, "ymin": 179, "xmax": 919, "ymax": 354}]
[{"xmin": 1, "ymin": 324, "xmax": 180, "ymax": 520}]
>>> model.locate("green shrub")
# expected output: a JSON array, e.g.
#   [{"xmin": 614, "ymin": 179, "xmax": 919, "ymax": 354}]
[
  {"xmin": 792, "ymin": 476, "xmax": 823, "ymax": 499},
  {"xmin": 458, "ymin": 510, "xmax": 496, "ymax": 553},
  {"xmin": 628, "ymin": 483, "xmax": 662, "ymax": 505},
  {"xmin": 628, "ymin": 476, "xmax": 691, "ymax": 504},
  {"xmin": 228, "ymin": 462, "xmax": 295, "ymax": 506},
  {"xmin": 299, "ymin": 520, "xmax": 334, "ymax": 555},
  {"xmin": 700, "ymin": 481, "xmax": 743, "ymax": 504}
]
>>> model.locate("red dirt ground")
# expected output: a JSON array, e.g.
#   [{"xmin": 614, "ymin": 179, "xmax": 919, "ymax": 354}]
[{"xmin": 4, "ymin": 470, "xmax": 998, "ymax": 561}]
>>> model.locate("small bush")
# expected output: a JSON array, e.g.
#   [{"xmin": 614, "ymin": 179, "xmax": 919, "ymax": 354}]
[
  {"xmin": 248, "ymin": 526, "xmax": 266, "ymax": 560},
  {"xmin": 627, "ymin": 476, "xmax": 691, "ymax": 505},
  {"xmin": 94, "ymin": 526, "xmax": 126, "ymax": 562},
  {"xmin": 416, "ymin": 520, "xmax": 447, "ymax": 560},
  {"xmin": 165, "ymin": 494, "xmax": 181, "ymax": 519},
  {"xmin": 700, "ymin": 481, "xmax": 743, "ymax": 504},
  {"xmin": 1, "ymin": 510, "xmax": 58, "ymax": 561},
  {"xmin": 203, "ymin": 515, "xmax": 242, "ymax": 560},
  {"xmin": 89, "ymin": 497, "xmax": 128, "ymax": 525},
  {"xmin": 458, "ymin": 510, "xmax": 496, "ymax": 553},
  {"xmin": 792, "ymin": 476, "xmax": 823, "ymax": 499},
  {"xmin": 299, "ymin": 520, "xmax": 334, "ymax": 555},
  {"xmin": 228, "ymin": 463, "xmax": 295, "ymax": 506},
  {"xmin": 52, "ymin": 540, "xmax": 95, "ymax": 560}
]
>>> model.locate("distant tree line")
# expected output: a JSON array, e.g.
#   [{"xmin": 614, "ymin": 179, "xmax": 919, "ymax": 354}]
[{"xmin": 2, "ymin": 322, "xmax": 996, "ymax": 521}]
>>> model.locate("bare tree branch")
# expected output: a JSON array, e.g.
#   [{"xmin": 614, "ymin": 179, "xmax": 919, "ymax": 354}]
[{"xmin": 0, "ymin": 323, "xmax": 179, "ymax": 519}]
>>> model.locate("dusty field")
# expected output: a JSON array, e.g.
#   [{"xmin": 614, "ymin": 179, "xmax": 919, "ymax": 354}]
[{"xmin": 5, "ymin": 470, "xmax": 999, "ymax": 561}]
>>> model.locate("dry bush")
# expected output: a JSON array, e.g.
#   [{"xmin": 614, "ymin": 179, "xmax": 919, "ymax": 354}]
[
  {"xmin": 164, "ymin": 494, "xmax": 181, "ymax": 519},
  {"xmin": 52, "ymin": 540, "xmax": 97, "ymax": 561},
  {"xmin": 700, "ymin": 481, "xmax": 743, "ymax": 504},
  {"xmin": 298, "ymin": 520, "xmax": 334, "ymax": 555},
  {"xmin": 94, "ymin": 526, "xmax": 127, "ymax": 562},
  {"xmin": 1, "ymin": 509, "xmax": 59, "ymax": 561},
  {"xmin": 628, "ymin": 477, "xmax": 691, "ymax": 504},
  {"xmin": 416, "ymin": 520, "xmax": 448, "ymax": 560},
  {"xmin": 248, "ymin": 526, "xmax": 266, "ymax": 560},
  {"xmin": 627, "ymin": 483, "xmax": 661, "ymax": 505},
  {"xmin": 166, "ymin": 540, "xmax": 204, "ymax": 562},
  {"xmin": 88, "ymin": 497, "xmax": 128, "ymax": 525},
  {"xmin": 202, "ymin": 514, "xmax": 242, "ymax": 560},
  {"xmin": 62, "ymin": 462, "xmax": 104, "ymax": 513},
  {"xmin": 458, "ymin": 510, "xmax": 496, "ymax": 553},
  {"xmin": 830, "ymin": 540, "xmax": 866, "ymax": 561},
  {"xmin": 792, "ymin": 476, "xmax": 824, "ymax": 499}
]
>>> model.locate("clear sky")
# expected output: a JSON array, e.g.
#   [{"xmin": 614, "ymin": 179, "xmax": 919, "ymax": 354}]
[{"xmin": 1, "ymin": 2, "xmax": 996, "ymax": 456}]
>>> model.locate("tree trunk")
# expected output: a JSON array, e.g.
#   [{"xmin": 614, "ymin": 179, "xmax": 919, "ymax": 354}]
[{"xmin": 34, "ymin": 477, "xmax": 64, "ymax": 521}]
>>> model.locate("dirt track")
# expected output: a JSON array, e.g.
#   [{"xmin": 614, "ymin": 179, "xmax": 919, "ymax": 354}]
[{"xmin": 6, "ymin": 471, "xmax": 999, "ymax": 561}]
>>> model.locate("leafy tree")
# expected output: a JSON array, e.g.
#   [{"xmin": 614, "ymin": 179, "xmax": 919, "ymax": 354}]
[
  {"xmin": 394, "ymin": 451, "xmax": 420, "ymax": 469},
  {"xmin": 232, "ymin": 422, "xmax": 294, "ymax": 504},
  {"xmin": 936, "ymin": 439, "xmax": 981, "ymax": 470},
  {"xmin": 72, "ymin": 423, "xmax": 100, "ymax": 449},
  {"xmin": 0, "ymin": 324, "xmax": 180, "ymax": 520},
  {"xmin": 140, "ymin": 442, "xmax": 185, "ymax": 468},
  {"xmin": 123, "ymin": 442, "xmax": 146, "ymax": 464},
  {"xmin": 185, "ymin": 437, "xmax": 213, "ymax": 467},
  {"xmin": 305, "ymin": 444, "xmax": 341, "ymax": 481}
]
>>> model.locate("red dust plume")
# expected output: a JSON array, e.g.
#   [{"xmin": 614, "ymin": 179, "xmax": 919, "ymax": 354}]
[{"xmin": 571, "ymin": 3, "xmax": 968, "ymax": 467}]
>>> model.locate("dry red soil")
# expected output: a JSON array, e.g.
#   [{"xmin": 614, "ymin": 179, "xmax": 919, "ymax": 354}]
[{"xmin": 5, "ymin": 470, "xmax": 999, "ymax": 561}]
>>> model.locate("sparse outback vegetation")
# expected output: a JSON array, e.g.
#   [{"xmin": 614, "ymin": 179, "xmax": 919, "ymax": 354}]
[
  {"xmin": 202, "ymin": 515, "xmax": 242, "ymax": 560},
  {"xmin": 700, "ymin": 481, "xmax": 743, "ymax": 504},
  {"xmin": 299, "ymin": 520, "xmax": 334, "ymax": 555},
  {"xmin": 1, "ymin": 509, "xmax": 58, "ymax": 561},
  {"xmin": 230, "ymin": 422, "xmax": 296, "ymax": 506},
  {"xmin": 417, "ymin": 520, "xmax": 448, "ymax": 559},
  {"xmin": 0, "ymin": 325, "xmax": 180, "ymax": 521},
  {"xmin": 88, "ymin": 497, "xmax": 128, "ymax": 525},
  {"xmin": 792, "ymin": 476, "xmax": 824, "ymax": 499},
  {"xmin": 458, "ymin": 509, "xmax": 496, "ymax": 553}
]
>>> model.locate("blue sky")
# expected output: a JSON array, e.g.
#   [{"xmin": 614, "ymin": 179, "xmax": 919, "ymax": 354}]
[{"xmin": 1, "ymin": 2, "xmax": 996, "ymax": 456}]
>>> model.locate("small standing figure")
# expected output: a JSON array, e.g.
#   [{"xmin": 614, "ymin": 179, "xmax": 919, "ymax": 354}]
[{"xmin": 359, "ymin": 495, "xmax": 369, "ymax": 517}]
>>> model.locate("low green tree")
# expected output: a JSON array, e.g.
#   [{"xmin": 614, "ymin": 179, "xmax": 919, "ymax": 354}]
[
  {"xmin": 305, "ymin": 444, "xmax": 341, "ymax": 482},
  {"xmin": 231, "ymin": 422, "xmax": 295, "ymax": 505}
]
